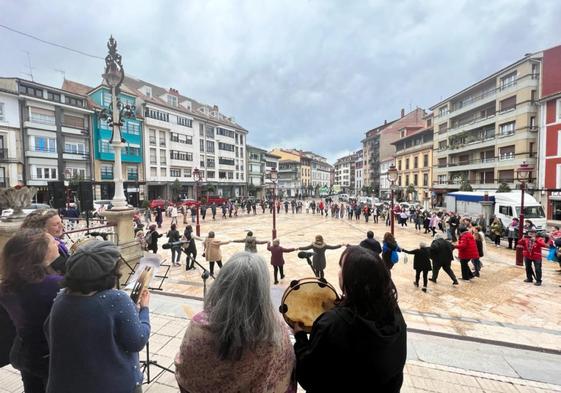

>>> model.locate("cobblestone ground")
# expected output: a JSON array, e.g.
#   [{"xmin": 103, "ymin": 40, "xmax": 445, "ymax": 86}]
[{"xmin": 153, "ymin": 210, "xmax": 561, "ymax": 351}]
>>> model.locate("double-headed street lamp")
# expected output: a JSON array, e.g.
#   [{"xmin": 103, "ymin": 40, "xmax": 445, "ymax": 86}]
[
  {"xmin": 515, "ymin": 161, "xmax": 533, "ymax": 266},
  {"xmin": 193, "ymin": 168, "xmax": 202, "ymax": 237},
  {"xmin": 99, "ymin": 36, "xmax": 135, "ymax": 211},
  {"xmin": 270, "ymin": 167, "xmax": 278, "ymax": 240},
  {"xmin": 387, "ymin": 164, "xmax": 399, "ymax": 236}
]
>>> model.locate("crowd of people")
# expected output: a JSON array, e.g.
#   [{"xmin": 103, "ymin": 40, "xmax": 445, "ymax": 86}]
[{"xmin": 1, "ymin": 203, "xmax": 560, "ymax": 393}]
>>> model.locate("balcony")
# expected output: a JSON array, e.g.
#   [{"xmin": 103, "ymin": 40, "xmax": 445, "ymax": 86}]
[
  {"xmin": 101, "ymin": 173, "xmax": 114, "ymax": 180},
  {"xmin": 63, "ymin": 150, "xmax": 89, "ymax": 160},
  {"xmin": 128, "ymin": 173, "xmax": 139, "ymax": 181}
]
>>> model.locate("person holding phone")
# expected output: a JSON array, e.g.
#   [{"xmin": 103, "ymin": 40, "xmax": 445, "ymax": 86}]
[{"xmin": 518, "ymin": 228, "xmax": 548, "ymax": 286}]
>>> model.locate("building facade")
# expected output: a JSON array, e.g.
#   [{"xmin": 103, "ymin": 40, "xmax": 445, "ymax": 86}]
[
  {"xmin": 0, "ymin": 79, "xmax": 23, "ymax": 188},
  {"xmin": 431, "ymin": 53, "xmax": 541, "ymax": 206},
  {"xmin": 379, "ymin": 157, "xmax": 395, "ymax": 199},
  {"xmin": 247, "ymin": 145, "xmax": 267, "ymax": 198},
  {"xmin": 122, "ymin": 77, "xmax": 248, "ymax": 199},
  {"xmin": 5, "ymin": 79, "xmax": 94, "ymax": 203},
  {"xmin": 537, "ymin": 45, "xmax": 561, "ymax": 221},
  {"xmin": 334, "ymin": 152, "xmax": 356, "ymax": 193},
  {"xmin": 354, "ymin": 149, "xmax": 363, "ymax": 194},
  {"xmin": 392, "ymin": 125, "xmax": 434, "ymax": 206}
]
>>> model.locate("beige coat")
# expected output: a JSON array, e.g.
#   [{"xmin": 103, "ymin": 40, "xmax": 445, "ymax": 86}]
[{"xmin": 203, "ymin": 238, "xmax": 229, "ymax": 262}]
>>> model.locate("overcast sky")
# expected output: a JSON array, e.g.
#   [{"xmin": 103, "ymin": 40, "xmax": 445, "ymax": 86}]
[{"xmin": 1, "ymin": 0, "xmax": 560, "ymax": 163}]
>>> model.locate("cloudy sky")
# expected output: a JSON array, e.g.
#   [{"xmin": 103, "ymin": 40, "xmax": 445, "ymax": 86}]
[{"xmin": 1, "ymin": 0, "xmax": 560, "ymax": 163}]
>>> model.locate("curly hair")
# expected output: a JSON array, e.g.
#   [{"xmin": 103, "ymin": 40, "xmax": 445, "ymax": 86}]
[
  {"xmin": 339, "ymin": 246, "xmax": 399, "ymax": 323},
  {"xmin": 383, "ymin": 232, "xmax": 395, "ymax": 244},
  {"xmin": 20, "ymin": 208, "xmax": 59, "ymax": 230},
  {"xmin": 0, "ymin": 228, "xmax": 50, "ymax": 293}
]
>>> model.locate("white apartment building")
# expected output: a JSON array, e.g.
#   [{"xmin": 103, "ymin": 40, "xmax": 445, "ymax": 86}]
[
  {"xmin": 306, "ymin": 152, "xmax": 332, "ymax": 188},
  {"xmin": 355, "ymin": 149, "xmax": 363, "ymax": 194},
  {"xmin": 334, "ymin": 153, "xmax": 355, "ymax": 193},
  {"xmin": 379, "ymin": 157, "xmax": 395, "ymax": 199},
  {"xmin": 123, "ymin": 77, "xmax": 248, "ymax": 199},
  {"xmin": 0, "ymin": 80, "xmax": 23, "ymax": 188}
]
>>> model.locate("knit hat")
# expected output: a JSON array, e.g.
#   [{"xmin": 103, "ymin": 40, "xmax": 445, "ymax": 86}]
[
  {"xmin": 459, "ymin": 225, "xmax": 468, "ymax": 233},
  {"xmin": 65, "ymin": 240, "xmax": 120, "ymax": 281}
]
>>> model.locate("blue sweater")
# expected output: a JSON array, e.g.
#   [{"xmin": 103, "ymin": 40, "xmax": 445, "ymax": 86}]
[{"xmin": 46, "ymin": 289, "xmax": 150, "ymax": 393}]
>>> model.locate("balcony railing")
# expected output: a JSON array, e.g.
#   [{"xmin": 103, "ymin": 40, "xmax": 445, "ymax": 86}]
[
  {"xmin": 29, "ymin": 113, "xmax": 56, "ymax": 125},
  {"xmin": 101, "ymin": 173, "xmax": 114, "ymax": 180},
  {"xmin": 32, "ymin": 147, "xmax": 57, "ymax": 153},
  {"xmin": 128, "ymin": 174, "xmax": 139, "ymax": 181}
]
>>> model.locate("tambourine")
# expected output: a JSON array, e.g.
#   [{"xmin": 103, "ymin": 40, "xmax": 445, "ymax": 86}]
[
  {"xmin": 69, "ymin": 237, "xmax": 98, "ymax": 255},
  {"xmin": 279, "ymin": 277, "xmax": 340, "ymax": 333}
]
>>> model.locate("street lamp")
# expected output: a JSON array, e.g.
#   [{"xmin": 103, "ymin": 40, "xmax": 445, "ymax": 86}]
[
  {"xmin": 99, "ymin": 36, "xmax": 135, "ymax": 210},
  {"xmin": 193, "ymin": 168, "xmax": 202, "ymax": 237},
  {"xmin": 387, "ymin": 164, "xmax": 399, "ymax": 236},
  {"xmin": 270, "ymin": 167, "xmax": 278, "ymax": 240},
  {"xmin": 515, "ymin": 161, "xmax": 533, "ymax": 266}
]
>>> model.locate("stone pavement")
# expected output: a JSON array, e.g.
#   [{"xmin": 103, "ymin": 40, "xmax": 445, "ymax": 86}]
[
  {"xmin": 3, "ymin": 292, "xmax": 560, "ymax": 393},
  {"xmin": 150, "ymin": 211, "xmax": 561, "ymax": 351}
]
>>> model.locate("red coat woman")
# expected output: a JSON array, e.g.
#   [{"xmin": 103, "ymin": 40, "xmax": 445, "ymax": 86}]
[
  {"xmin": 267, "ymin": 240, "xmax": 296, "ymax": 284},
  {"xmin": 456, "ymin": 228, "xmax": 478, "ymax": 280}
]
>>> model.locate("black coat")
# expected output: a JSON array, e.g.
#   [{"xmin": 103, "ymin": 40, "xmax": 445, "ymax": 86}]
[
  {"xmin": 294, "ymin": 306, "xmax": 407, "ymax": 393},
  {"xmin": 359, "ymin": 238, "xmax": 382, "ymax": 255},
  {"xmin": 430, "ymin": 238, "xmax": 454, "ymax": 267},
  {"xmin": 403, "ymin": 247, "xmax": 432, "ymax": 271}
]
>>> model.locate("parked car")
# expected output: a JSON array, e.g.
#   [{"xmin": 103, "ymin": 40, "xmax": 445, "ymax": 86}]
[{"xmin": 1, "ymin": 203, "xmax": 52, "ymax": 218}]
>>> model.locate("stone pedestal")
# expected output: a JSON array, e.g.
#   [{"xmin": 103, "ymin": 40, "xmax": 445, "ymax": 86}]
[
  {"xmin": 102, "ymin": 208, "xmax": 143, "ymax": 286},
  {"xmin": 0, "ymin": 219, "xmax": 23, "ymax": 252}
]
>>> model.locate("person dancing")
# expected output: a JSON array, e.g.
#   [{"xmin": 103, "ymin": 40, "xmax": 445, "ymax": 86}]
[
  {"xmin": 232, "ymin": 231, "xmax": 268, "ymax": 253},
  {"xmin": 298, "ymin": 235, "xmax": 343, "ymax": 279},
  {"xmin": 267, "ymin": 239, "xmax": 296, "ymax": 284},
  {"xmin": 203, "ymin": 232, "xmax": 230, "ymax": 277}
]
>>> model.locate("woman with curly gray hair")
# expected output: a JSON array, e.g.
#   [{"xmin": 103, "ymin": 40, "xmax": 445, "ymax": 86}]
[{"xmin": 175, "ymin": 252, "xmax": 296, "ymax": 393}]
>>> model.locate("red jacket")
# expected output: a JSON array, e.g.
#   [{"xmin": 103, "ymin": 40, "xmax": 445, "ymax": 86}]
[
  {"xmin": 457, "ymin": 232, "xmax": 479, "ymax": 259},
  {"xmin": 517, "ymin": 237, "xmax": 548, "ymax": 260}
]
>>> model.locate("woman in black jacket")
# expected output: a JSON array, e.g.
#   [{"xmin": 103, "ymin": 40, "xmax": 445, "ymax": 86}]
[
  {"xmin": 429, "ymin": 235, "xmax": 459, "ymax": 285},
  {"xmin": 182, "ymin": 225, "xmax": 202, "ymax": 270},
  {"xmin": 146, "ymin": 224, "xmax": 163, "ymax": 254},
  {"xmin": 293, "ymin": 246, "xmax": 407, "ymax": 393},
  {"xmin": 403, "ymin": 242, "xmax": 432, "ymax": 292},
  {"xmin": 167, "ymin": 224, "xmax": 182, "ymax": 266}
]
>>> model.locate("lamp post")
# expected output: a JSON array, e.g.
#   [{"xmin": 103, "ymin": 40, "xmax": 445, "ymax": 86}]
[
  {"xmin": 515, "ymin": 161, "xmax": 532, "ymax": 266},
  {"xmin": 193, "ymin": 168, "xmax": 202, "ymax": 237},
  {"xmin": 387, "ymin": 164, "xmax": 399, "ymax": 236},
  {"xmin": 270, "ymin": 167, "xmax": 278, "ymax": 240},
  {"xmin": 99, "ymin": 36, "xmax": 135, "ymax": 211}
]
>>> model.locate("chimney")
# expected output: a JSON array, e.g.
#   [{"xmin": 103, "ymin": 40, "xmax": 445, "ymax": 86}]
[
  {"xmin": 384, "ymin": 120, "xmax": 387, "ymax": 125},
  {"xmin": 213, "ymin": 105, "xmax": 219, "ymax": 112},
  {"xmin": 169, "ymin": 88, "xmax": 179, "ymax": 96},
  {"xmin": 401, "ymin": 108, "xmax": 405, "ymax": 118}
]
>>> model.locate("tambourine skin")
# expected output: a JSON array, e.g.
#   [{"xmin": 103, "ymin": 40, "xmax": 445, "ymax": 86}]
[{"xmin": 279, "ymin": 277, "xmax": 340, "ymax": 333}]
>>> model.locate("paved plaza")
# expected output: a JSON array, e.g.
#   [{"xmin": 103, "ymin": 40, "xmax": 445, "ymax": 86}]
[{"xmin": 2, "ymin": 210, "xmax": 561, "ymax": 392}]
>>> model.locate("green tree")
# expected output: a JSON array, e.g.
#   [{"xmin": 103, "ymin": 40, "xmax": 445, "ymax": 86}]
[
  {"xmin": 247, "ymin": 183, "xmax": 257, "ymax": 196},
  {"xmin": 496, "ymin": 182, "xmax": 511, "ymax": 193},
  {"xmin": 170, "ymin": 179, "xmax": 182, "ymax": 201},
  {"xmin": 459, "ymin": 179, "xmax": 473, "ymax": 192}
]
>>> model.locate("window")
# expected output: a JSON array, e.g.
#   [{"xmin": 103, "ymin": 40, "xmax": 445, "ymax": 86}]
[
  {"xmin": 557, "ymin": 99, "xmax": 561, "ymax": 122},
  {"xmin": 65, "ymin": 167, "xmax": 86, "ymax": 179},
  {"xmin": 219, "ymin": 158, "xmax": 235, "ymax": 166},
  {"xmin": 499, "ymin": 205, "xmax": 513, "ymax": 216},
  {"xmin": 499, "ymin": 96, "xmax": 516, "ymax": 112},
  {"xmin": 240, "ymin": 147, "xmax": 244, "ymax": 157},
  {"xmin": 199, "ymin": 123, "xmax": 204, "ymax": 137},
  {"xmin": 235, "ymin": 134, "xmax": 239, "ymax": 143},
  {"xmin": 102, "ymin": 92, "xmax": 112, "ymax": 107},
  {"xmin": 127, "ymin": 167, "xmax": 138, "ymax": 180},
  {"xmin": 206, "ymin": 126, "xmax": 214, "ymax": 139},
  {"xmin": 405, "ymin": 175, "xmax": 410, "ymax": 186},
  {"xmin": 240, "ymin": 135, "xmax": 243, "ymax": 144},
  {"xmin": 33, "ymin": 136, "xmax": 57, "ymax": 153},
  {"xmin": 439, "ymin": 122, "xmax": 448, "ymax": 133},
  {"xmin": 150, "ymin": 167, "xmax": 157, "ymax": 177},
  {"xmin": 149, "ymin": 129, "xmax": 156, "ymax": 145},
  {"xmin": 439, "ymin": 106, "xmax": 448, "ymax": 117},
  {"xmin": 499, "ymin": 121, "xmax": 515, "ymax": 136},
  {"xmin": 200, "ymin": 139, "xmax": 205, "ymax": 152},
  {"xmin": 125, "ymin": 146, "xmax": 140, "ymax": 156},
  {"xmin": 397, "ymin": 160, "xmax": 401, "ymax": 171},
  {"xmin": 159, "ymin": 131, "xmax": 166, "ymax": 147},
  {"xmin": 170, "ymin": 150, "xmax": 193, "ymax": 161},
  {"xmin": 167, "ymin": 95, "xmax": 178, "ymax": 107},
  {"xmin": 100, "ymin": 140, "xmax": 113, "ymax": 153},
  {"xmin": 64, "ymin": 142, "xmax": 85, "ymax": 154},
  {"xmin": 170, "ymin": 133, "xmax": 179, "ymax": 143},
  {"xmin": 65, "ymin": 96, "xmax": 84, "ymax": 107},
  {"xmin": 438, "ymin": 141, "xmax": 448, "ymax": 151},
  {"xmin": 479, "ymin": 170, "xmax": 494, "ymax": 184},
  {"xmin": 101, "ymin": 165, "xmax": 113, "ymax": 180},
  {"xmin": 499, "ymin": 145, "xmax": 515, "ymax": 161},
  {"xmin": 414, "ymin": 157, "xmax": 418, "ymax": 169},
  {"xmin": 170, "ymin": 168, "xmax": 182, "ymax": 177},
  {"xmin": 532, "ymin": 63, "xmax": 539, "ymax": 79},
  {"xmin": 530, "ymin": 116, "xmax": 536, "ymax": 129},
  {"xmin": 33, "ymin": 167, "xmax": 56, "ymax": 180},
  {"xmin": 217, "ymin": 127, "xmax": 235, "ymax": 138},
  {"xmin": 160, "ymin": 168, "xmax": 167, "ymax": 177},
  {"xmin": 150, "ymin": 148, "xmax": 157, "ymax": 164},
  {"xmin": 160, "ymin": 149, "xmax": 167, "ymax": 164},
  {"xmin": 177, "ymin": 116, "xmax": 192, "ymax": 127},
  {"xmin": 48, "ymin": 92, "xmax": 61, "ymax": 102},
  {"xmin": 63, "ymin": 114, "xmax": 84, "ymax": 129},
  {"xmin": 438, "ymin": 158, "xmax": 447, "ymax": 168},
  {"xmin": 414, "ymin": 174, "xmax": 418, "ymax": 186},
  {"xmin": 423, "ymin": 154, "xmax": 429, "ymax": 167},
  {"xmin": 500, "ymin": 72, "xmax": 517, "ymax": 90},
  {"xmin": 0, "ymin": 102, "xmax": 4, "ymax": 121},
  {"xmin": 30, "ymin": 109, "xmax": 55, "ymax": 125},
  {"xmin": 125, "ymin": 121, "xmax": 140, "ymax": 135},
  {"xmin": 206, "ymin": 141, "xmax": 215, "ymax": 153},
  {"xmin": 206, "ymin": 158, "xmax": 215, "ymax": 168},
  {"xmin": 145, "ymin": 108, "xmax": 170, "ymax": 122},
  {"xmin": 405, "ymin": 159, "xmax": 409, "ymax": 170},
  {"xmin": 19, "ymin": 84, "xmax": 43, "ymax": 98},
  {"xmin": 228, "ymin": 171, "xmax": 234, "ymax": 179},
  {"xmin": 183, "ymin": 168, "xmax": 192, "ymax": 177},
  {"xmin": 219, "ymin": 171, "xmax": 227, "ymax": 179},
  {"xmin": 423, "ymin": 173, "xmax": 428, "ymax": 186},
  {"xmin": 207, "ymin": 171, "xmax": 215, "ymax": 179}
]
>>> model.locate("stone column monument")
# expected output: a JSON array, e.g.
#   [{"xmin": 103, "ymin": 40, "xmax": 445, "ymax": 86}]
[{"xmin": 0, "ymin": 186, "xmax": 37, "ymax": 251}]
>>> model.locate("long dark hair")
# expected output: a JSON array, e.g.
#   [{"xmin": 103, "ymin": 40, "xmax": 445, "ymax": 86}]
[
  {"xmin": 0, "ymin": 228, "xmax": 50, "ymax": 293},
  {"xmin": 339, "ymin": 246, "xmax": 399, "ymax": 322}
]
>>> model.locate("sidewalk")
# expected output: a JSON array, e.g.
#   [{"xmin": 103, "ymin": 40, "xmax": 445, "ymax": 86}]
[{"xmin": 4, "ymin": 292, "xmax": 559, "ymax": 393}]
